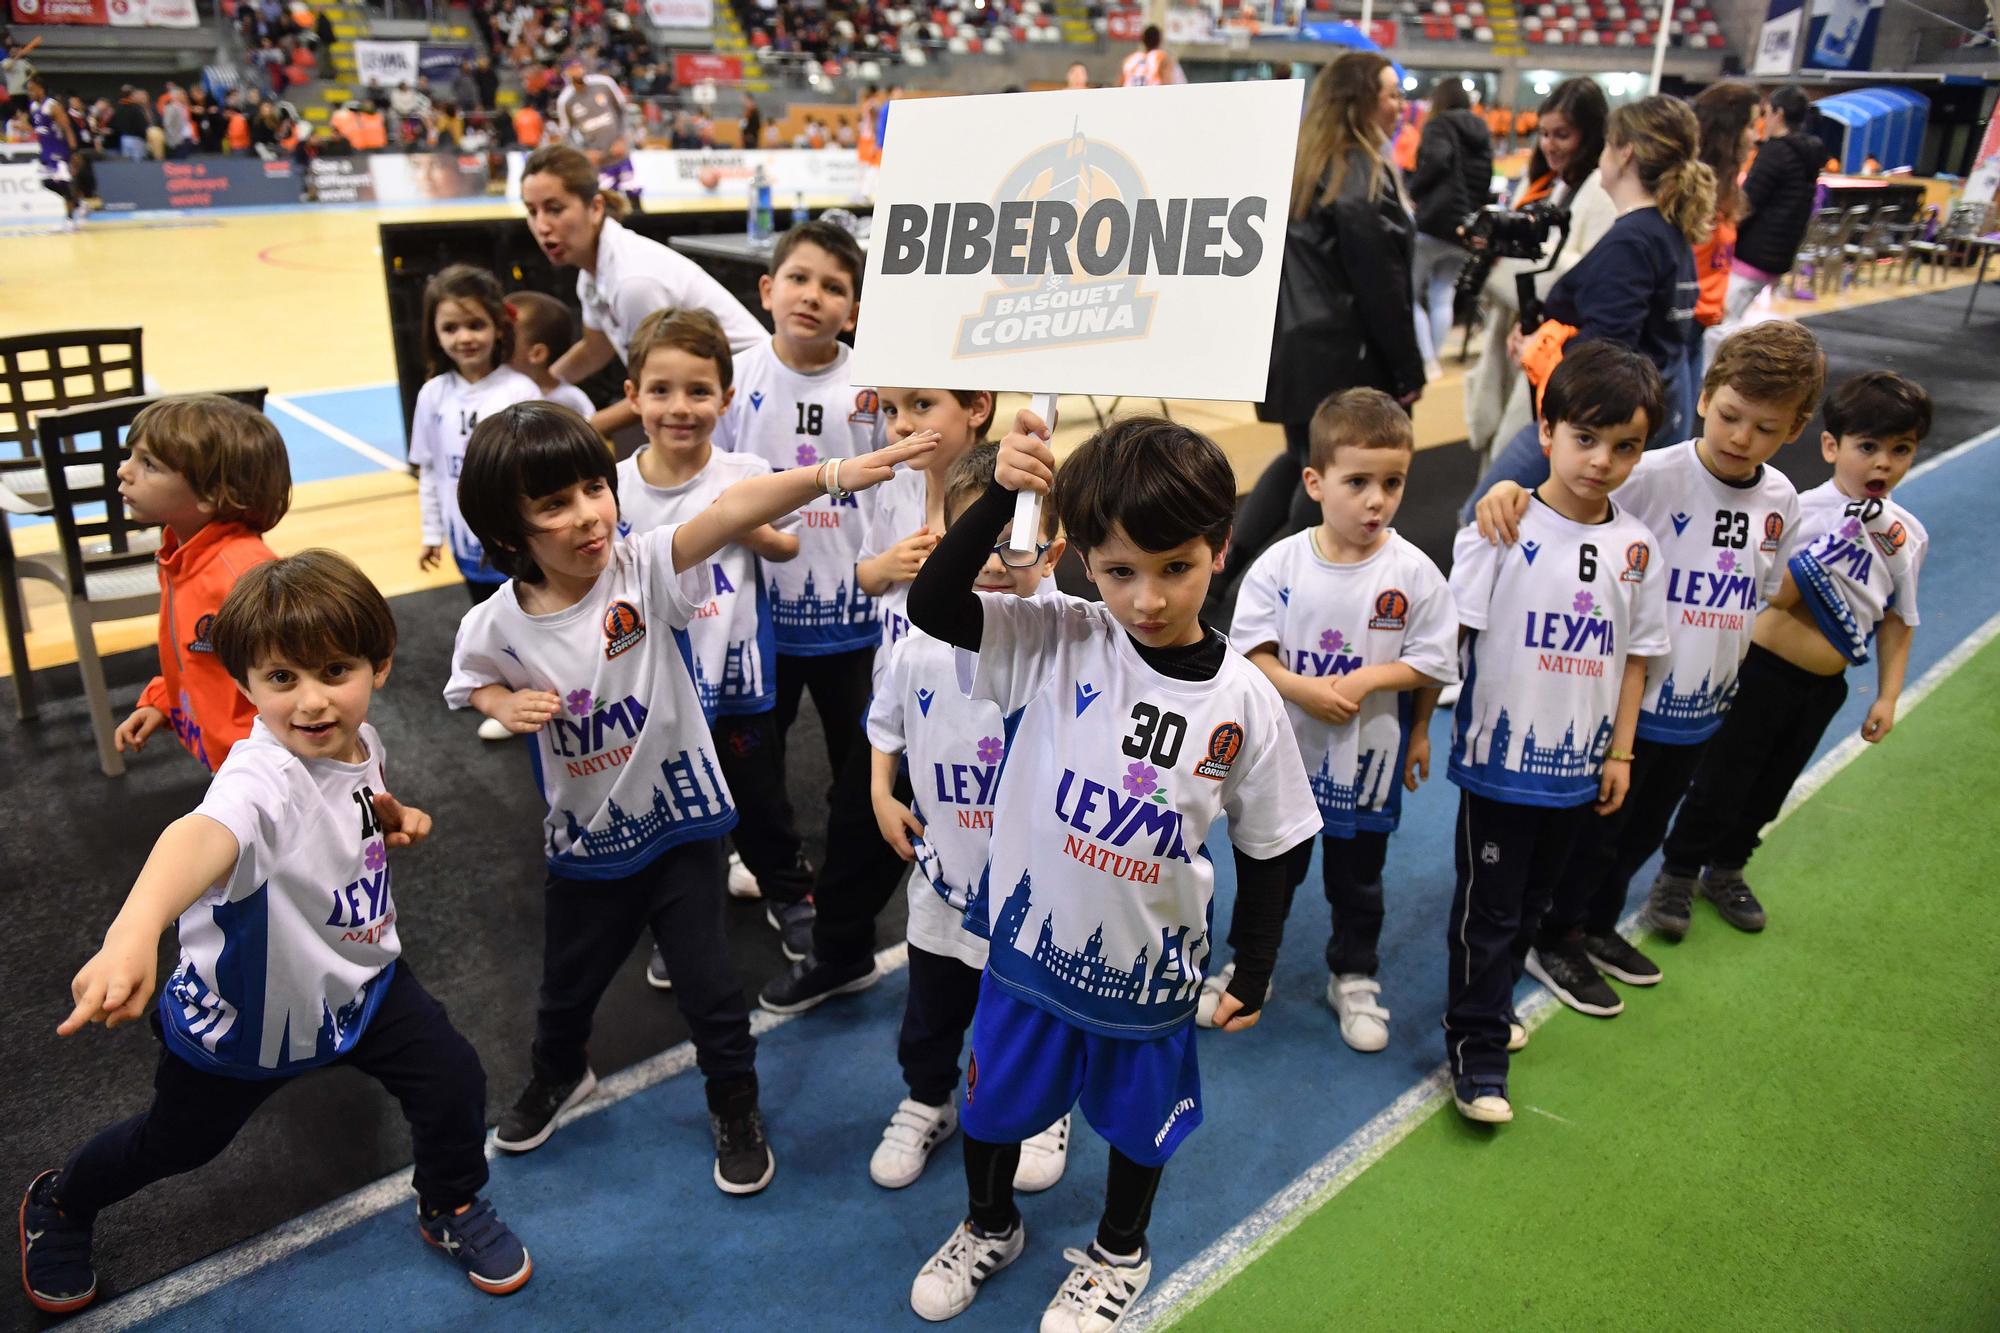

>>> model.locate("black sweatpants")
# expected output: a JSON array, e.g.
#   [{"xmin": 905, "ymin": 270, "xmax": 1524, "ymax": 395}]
[
  {"xmin": 1445, "ymin": 791, "xmax": 1592, "ymax": 1082},
  {"xmin": 1662, "ymin": 644, "xmax": 1848, "ymax": 876},
  {"xmin": 535, "ymin": 837, "xmax": 756, "ymax": 1088},
  {"xmin": 714, "ymin": 708, "xmax": 813, "ymax": 906},
  {"xmin": 900, "ymin": 944, "xmax": 984, "ymax": 1106},
  {"xmin": 56, "ymin": 964, "xmax": 488, "ymax": 1221},
  {"xmin": 809, "ymin": 743, "xmax": 914, "ymax": 967},
  {"xmin": 1539, "ymin": 737, "xmax": 1708, "ymax": 941},
  {"xmin": 773, "ymin": 646, "xmax": 875, "ymax": 798},
  {"xmin": 1225, "ymin": 830, "xmax": 1390, "ymax": 977},
  {"xmin": 966, "ymin": 1134, "xmax": 1163, "ymax": 1255}
]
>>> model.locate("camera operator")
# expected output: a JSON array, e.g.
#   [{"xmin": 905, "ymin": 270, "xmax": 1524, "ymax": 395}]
[
  {"xmin": 1409, "ymin": 77, "xmax": 1494, "ymax": 382},
  {"xmin": 1463, "ymin": 94, "xmax": 1714, "ymax": 515},
  {"xmin": 1463, "ymin": 78, "xmax": 1616, "ymax": 464},
  {"xmin": 1222, "ymin": 52, "xmax": 1424, "ymax": 607}
]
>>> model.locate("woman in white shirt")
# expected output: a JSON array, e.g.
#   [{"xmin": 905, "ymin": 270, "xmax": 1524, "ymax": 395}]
[
  {"xmin": 519, "ymin": 144, "xmax": 765, "ymax": 437},
  {"xmin": 1463, "ymin": 78, "xmax": 1618, "ymax": 464}
]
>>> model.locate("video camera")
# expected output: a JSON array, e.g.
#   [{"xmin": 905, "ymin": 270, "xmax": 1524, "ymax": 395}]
[{"xmin": 1454, "ymin": 200, "xmax": 1571, "ymax": 333}]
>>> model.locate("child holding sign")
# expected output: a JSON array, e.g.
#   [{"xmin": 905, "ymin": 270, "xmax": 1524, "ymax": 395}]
[{"xmin": 904, "ymin": 412, "xmax": 1319, "ymax": 1330}]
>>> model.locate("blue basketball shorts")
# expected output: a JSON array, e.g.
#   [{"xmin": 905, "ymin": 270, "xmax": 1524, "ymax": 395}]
[
  {"xmin": 960, "ymin": 972, "xmax": 1202, "ymax": 1169},
  {"xmin": 598, "ymin": 156, "xmax": 637, "ymax": 196}
]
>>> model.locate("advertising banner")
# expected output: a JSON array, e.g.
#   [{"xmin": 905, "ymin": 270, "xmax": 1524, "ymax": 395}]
[
  {"xmin": 506, "ymin": 146, "xmax": 865, "ymax": 205},
  {"xmin": 673, "ymin": 52, "xmax": 743, "ymax": 84},
  {"xmin": 310, "ymin": 152, "xmax": 488, "ymax": 204},
  {"xmin": 0, "ymin": 161, "xmax": 67, "ymax": 219},
  {"xmin": 419, "ymin": 43, "xmax": 475, "ymax": 83},
  {"xmin": 1753, "ymin": 0, "xmax": 1804, "ymax": 75},
  {"xmin": 847, "ymin": 82, "xmax": 1303, "ymax": 399},
  {"xmin": 645, "ymin": 0, "xmax": 713, "ymax": 28},
  {"xmin": 10, "ymin": 0, "xmax": 194, "ymax": 23},
  {"xmin": 1804, "ymin": 0, "xmax": 1881, "ymax": 69},
  {"xmin": 354, "ymin": 39, "xmax": 422, "ymax": 88},
  {"xmin": 94, "ymin": 157, "xmax": 299, "ymax": 211}
]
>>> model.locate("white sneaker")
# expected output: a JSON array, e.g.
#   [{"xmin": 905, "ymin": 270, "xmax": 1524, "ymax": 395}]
[
  {"xmin": 1424, "ymin": 358, "xmax": 1445, "ymax": 383},
  {"xmin": 870, "ymin": 1098, "xmax": 957, "ymax": 1189},
  {"xmin": 1326, "ymin": 974, "xmax": 1390, "ymax": 1052},
  {"xmin": 1194, "ymin": 961, "xmax": 1270, "ymax": 1028},
  {"xmin": 910, "ymin": 1218, "xmax": 1024, "ymax": 1321},
  {"xmin": 1454, "ymin": 1085, "xmax": 1513, "ymax": 1124},
  {"xmin": 477, "ymin": 715, "xmax": 513, "ymax": 742},
  {"xmin": 1013, "ymin": 1113, "xmax": 1070, "ymax": 1193},
  {"xmin": 1508, "ymin": 1021, "xmax": 1528, "ymax": 1053},
  {"xmin": 726, "ymin": 850, "xmax": 762, "ymax": 899},
  {"xmin": 1041, "ymin": 1243, "xmax": 1151, "ymax": 1333}
]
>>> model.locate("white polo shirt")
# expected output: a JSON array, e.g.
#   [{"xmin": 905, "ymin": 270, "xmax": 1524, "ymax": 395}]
[{"xmin": 577, "ymin": 217, "xmax": 765, "ymax": 363}]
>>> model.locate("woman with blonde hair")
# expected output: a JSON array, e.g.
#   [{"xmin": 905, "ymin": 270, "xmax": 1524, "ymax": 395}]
[
  {"xmin": 1463, "ymin": 94, "xmax": 1715, "ymax": 511},
  {"xmin": 1226, "ymin": 52, "xmax": 1424, "ymax": 602}
]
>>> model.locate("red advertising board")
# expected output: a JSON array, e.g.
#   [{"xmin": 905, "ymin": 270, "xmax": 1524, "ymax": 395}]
[
  {"xmin": 1366, "ymin": 18, "xmax": 1398, "ymax": 46},
  {"xmin": 673, "ymin": 52, "xmax": 743, "ymax": 84},
  {"xmin": 1107, "ymin": 9, "xmax": 1145, "ymax": 41},
  {"xmin": 10, "ymin": 0, "xmax": 195, "ymax": 24},
  {"xmin": 10, "ymin": 0, "xmax": 110, "ymax": 23}
]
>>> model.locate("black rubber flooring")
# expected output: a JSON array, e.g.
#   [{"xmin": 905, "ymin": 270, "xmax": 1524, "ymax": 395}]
[{"xmin": 2, "ymin": 285, "xmax": 1992, "ymax": 1328}]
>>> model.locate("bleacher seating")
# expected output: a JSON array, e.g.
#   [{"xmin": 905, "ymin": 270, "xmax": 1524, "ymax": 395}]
[{"xmin": 1304, "ymin": 0, "xmax": 1724, "ymax": 48}]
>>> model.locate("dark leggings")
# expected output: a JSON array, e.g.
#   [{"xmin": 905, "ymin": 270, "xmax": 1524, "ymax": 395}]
[
  {"xmin": 965, "ymin": 1134, "xmax": 1163, "ymax": 1255},
  {"xmin": 1217, "ymin": 420, "xmax": 1320, "ymax": 599}
]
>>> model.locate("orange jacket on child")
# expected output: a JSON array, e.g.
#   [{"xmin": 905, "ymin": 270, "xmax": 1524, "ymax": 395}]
[{"xmin": 136, "ymin": 521, "xmax": 277, "ymax": 771}]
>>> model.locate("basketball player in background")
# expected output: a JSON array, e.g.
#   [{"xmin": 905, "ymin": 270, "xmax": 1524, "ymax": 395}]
[{"xmin": 557, "ymin": 58, "xmax": 641, "ymax": 210}]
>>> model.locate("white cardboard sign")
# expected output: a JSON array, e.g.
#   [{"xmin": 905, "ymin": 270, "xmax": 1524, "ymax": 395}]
[{"xmin": 849, "ymin": 81, "xmax": 1304, "ymax": 401}]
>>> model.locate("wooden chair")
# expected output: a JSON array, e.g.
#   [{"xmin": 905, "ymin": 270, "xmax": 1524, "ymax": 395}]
[
  {"xmin": 19, "ymin": 389, "xmax": 267, "ymax": 776},
  {"xmin": 1905, "ymin": 202, "xmax": 1990, "ymax": 284},
  {"xmin": 0, "ymin": 329, "xmax": 146, "ymax": 721}
]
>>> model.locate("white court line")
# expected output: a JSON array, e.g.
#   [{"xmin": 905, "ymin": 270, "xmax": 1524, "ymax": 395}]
[
  {"xmin": 285, "ymin": 379, "xmax": 400, "ymax": 399},
  {"xmin": 68, "ymin": 944, "xmax": 911, "ymax": 1333},
  {"xmin": 265, "ymin": 394, "xmax": 409, "ymax": 473},
  {"xmin": 1125, "ymin": 439, "xmax": 2000, "ymax": 1332},
  {"xmin": 67, "ymin": 420, "xmax": 2000, "ymax": 1331}
]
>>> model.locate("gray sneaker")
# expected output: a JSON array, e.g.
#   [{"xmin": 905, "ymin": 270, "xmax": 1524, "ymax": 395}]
[
  {"xmin": 1645, "ymin": 870, "xmax": 1699, "ymax": 941},
  {"xmin": 1701, "ymin": 868, "xmax": 1767, "ymax": 932}
]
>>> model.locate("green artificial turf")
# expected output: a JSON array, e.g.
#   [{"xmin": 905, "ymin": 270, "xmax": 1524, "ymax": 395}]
[{"xmin": 1172, "ymin": 642, "xmax": 2000, "ymax": 1332}]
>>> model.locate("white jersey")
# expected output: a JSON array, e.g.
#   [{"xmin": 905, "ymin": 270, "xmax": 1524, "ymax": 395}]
[
  {"xmin": 856, "ymin": 464, "xmax": 930, "ymax": 686},
  {"xmin": 544, "ymin": 382, "xmax": 596, "ymax": 419},
  {"xmin": 578, "ymin": 217, "xmax": 765, "ymax": 365},
  {"xmin": 1448, "ymin": 497, "xmax": 1671, "ymax": 808},
  {"xmin": 1232, "ymin": 530, "xmax": 1457, "ymax": 835},
  {"xmin": 1612, "ymin": 441, "xmax": 1802, "ymax": 743},
  {"xmin": 409, "ymin": 366, "xmax": 542, "ymax": 583},
  {"xmin": 714, "ymin": 340, "xmax": 886, "ymax": 655},
  {"xmin": 616, "ymin": 446, "xmax": 793, "ymax": 718},
  {"xmin": 164, "ymin": 720, "xmax": 400, "ymax": 1077},
  {"xmin": 867, "ymin": 628, "xmax": 1001, "ymax": 969},
  {"xmin": 1788, "ymin": 480, "xmax": 1926, "ymax": 666},
  {"xmin": 556, "ymin": 74, "xmax": 627, "ymax": 156},
  {"xmin": 444, "ymin": 524, "xmax": 736, "ymax": 878},
  {"xmin": 960, "ymin": 594, "xmax": 1321, "ymax": 1040}
]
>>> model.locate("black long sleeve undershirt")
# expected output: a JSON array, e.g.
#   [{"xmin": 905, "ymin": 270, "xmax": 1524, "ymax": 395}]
[{"xmin": 906, "ymin": 480, "xmax": 1297, "ymax": 1017}]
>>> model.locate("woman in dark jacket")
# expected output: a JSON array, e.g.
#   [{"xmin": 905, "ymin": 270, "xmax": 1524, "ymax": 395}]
[
  {"xmin": 1408, "ymin": 77, "xmax": 1494, "ymax": 376},
  {"xmin": 1223, "ymin": 52, "xmax": 1424, "ymax": 600},
  {"xmin": 1716, "ymin": 84, "xmax": 1825, "ymax": 336}
]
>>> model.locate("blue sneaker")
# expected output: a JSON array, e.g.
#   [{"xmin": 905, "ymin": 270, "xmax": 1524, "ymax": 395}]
[
  {"xmin": 19, "ymin": 1171, "xmax": 96, "ymax": 1314},
  {"xmin": 1453, "ymin": 1077, "xmax": 1513, "ymax": 1124},
  {"xmin": 419, "ymin": 1197, "xmax": 532, "ymax": 1295}
]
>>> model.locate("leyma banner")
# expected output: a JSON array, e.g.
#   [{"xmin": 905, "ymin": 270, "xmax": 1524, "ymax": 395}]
[{"xmin": 849, "ymin": 82, "xmax": 1304, "ymax": 403}]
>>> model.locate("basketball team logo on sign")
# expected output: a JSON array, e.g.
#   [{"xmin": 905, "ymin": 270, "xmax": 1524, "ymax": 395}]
[
  {"xmin": 603, "ymin": 600, "xmax": 647, "ymax": 659},
  {"xmin": 851, "ymin": 82, "xmax": 1303, "ymax": 401}
]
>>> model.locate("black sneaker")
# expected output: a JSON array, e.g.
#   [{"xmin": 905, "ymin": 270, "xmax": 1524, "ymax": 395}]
[
  {"xmin": 765, "ymin": 899, "xmax": 816, "ymax": 963},
  {"xmin": 1525, "ymin": 940, "xmax": 1624, "ymax": 1016},
  {"xmin": 1582, "ymin": 932, "xmax": 1662, "ymax": 985},
  {"xmin": 646, "ymin": 945, "xmax": 673, "ymax": 991},
  {"xmin": 1645, "ymin": 870, "xmax": 1699, "ymax": 941},
  {"xmin": 492, "ymin": 1068, "xmax": 597, "ymax": 1153},
  {"xmin": 1702, "ymin": 869, "xmax": 1767, "ymax": 932},
  {"xmin": 708, "ymin": 1085, "xmax": 775, "ymax": 1195},
  {"xmin": 19, "ymin": 1171, "xmax": 95, "ymax": 1315},
  {"xmin": 757, "ymin": 952, "xmax": 881, "ymax": 1015}
]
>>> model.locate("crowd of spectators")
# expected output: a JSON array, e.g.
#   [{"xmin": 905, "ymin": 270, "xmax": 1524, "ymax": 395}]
[{"xmin": 228, "ymin": 0, "xmax": 336, "ymax": 96}]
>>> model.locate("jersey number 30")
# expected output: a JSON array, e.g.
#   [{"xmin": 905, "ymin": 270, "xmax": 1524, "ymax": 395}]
[{"xmin": 1123, "ymin": 703, "xmax": 1187, "ymax": 767}]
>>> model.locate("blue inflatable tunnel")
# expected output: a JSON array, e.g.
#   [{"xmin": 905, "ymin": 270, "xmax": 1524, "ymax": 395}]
[{"xmin": 1809, "ymin": 87, "xmax": 1929, "ymax": 174}]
